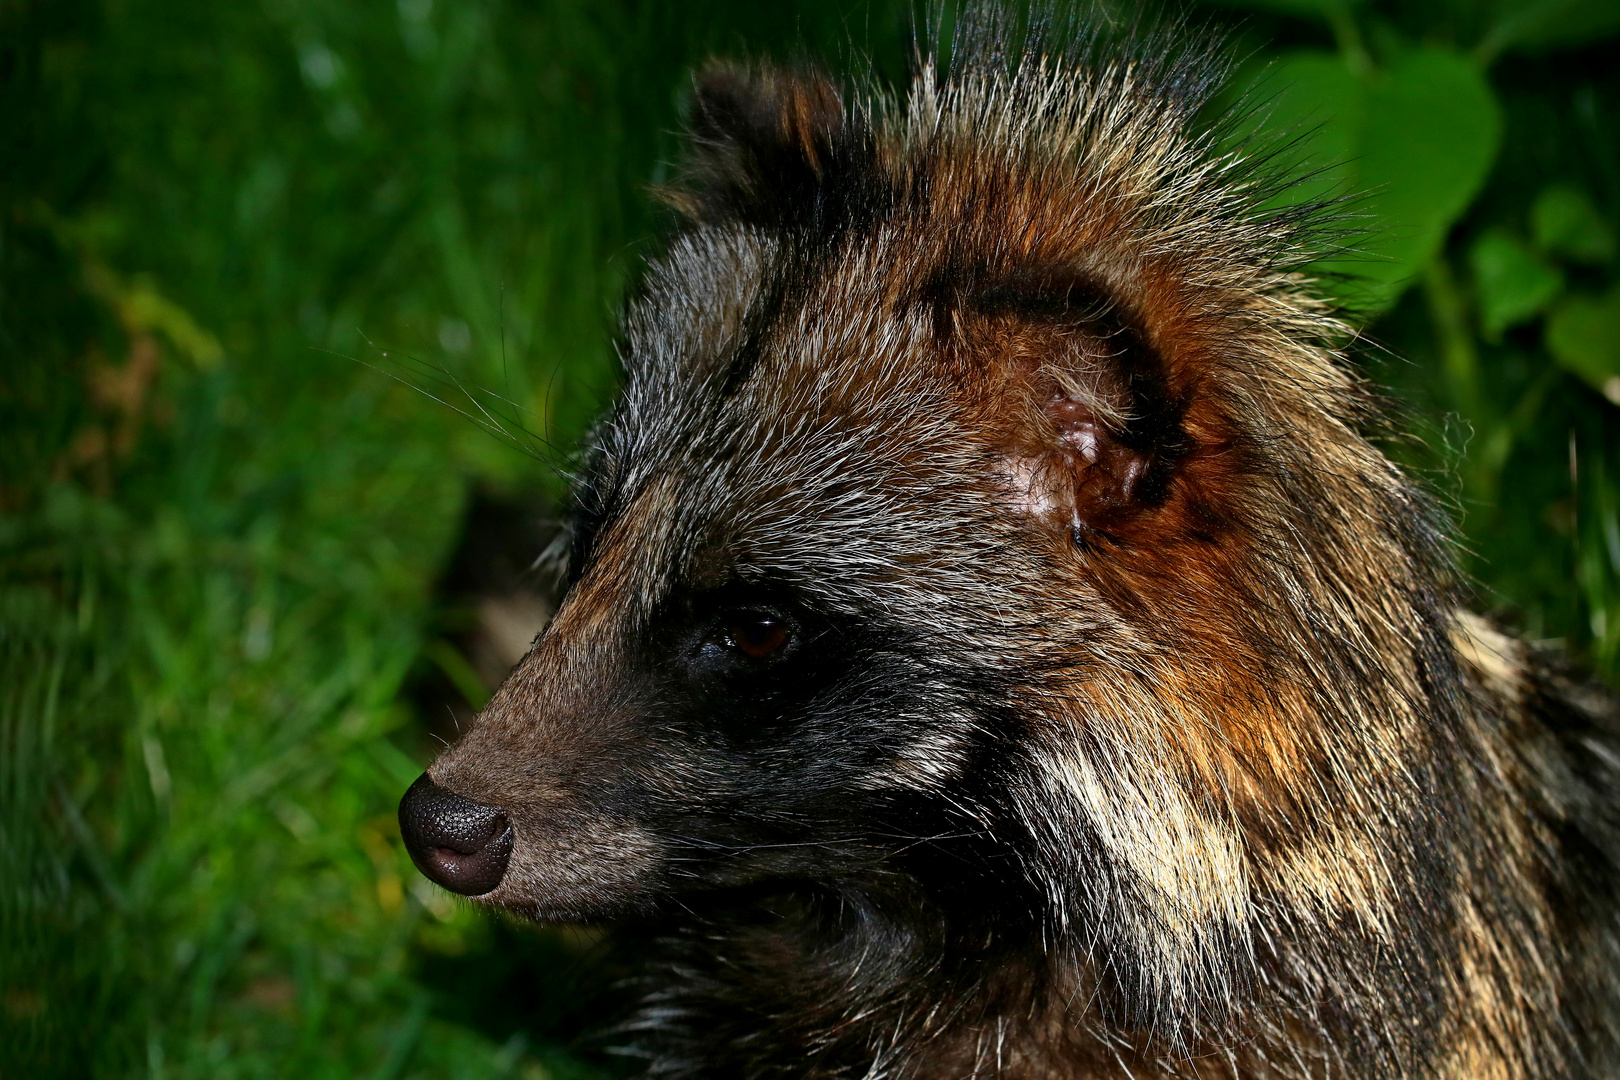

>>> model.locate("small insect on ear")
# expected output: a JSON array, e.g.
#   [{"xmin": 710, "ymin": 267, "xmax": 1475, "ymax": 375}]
[
  {"xmin": 663, "ymin": 60, "xmax": 871, "ymax": 230},
  {"xmin": 963, "ymin": 278, "xmax": 1196, "ymax": 546}
]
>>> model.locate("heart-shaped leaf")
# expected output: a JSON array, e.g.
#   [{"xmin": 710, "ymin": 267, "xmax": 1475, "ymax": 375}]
[
  {"xmin": 1240, "ymin": 48, "xmax": 1502, "ymax": 319},
  {"xmin": 1470, "ymin": 228, "xmax": 1564, "ymax": 338},
  {"xmin": 1546, "ymin": 284, "xmax": 1620, "ymax": 404},
  {"xmin": 1532, "ymin": 184, "xmax": 1617, "ymax": 266}
]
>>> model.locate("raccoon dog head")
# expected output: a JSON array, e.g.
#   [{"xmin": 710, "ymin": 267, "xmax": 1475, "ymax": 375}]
[{"xmin": 402, "ymin": 19, "xmax": 1456, "ymax": 1038}]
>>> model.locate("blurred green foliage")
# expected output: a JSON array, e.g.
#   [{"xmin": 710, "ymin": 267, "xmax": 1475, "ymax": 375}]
[
  {"xmin": 1210, "ymin": 0, "xmax": 1620, "ymax": 663},
  {"xmin": 1, "ymin": 0, "xmax": 1616, "ymax": 1077}
]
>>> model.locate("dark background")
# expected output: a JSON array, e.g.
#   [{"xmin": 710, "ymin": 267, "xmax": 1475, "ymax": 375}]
[{"xmin": 3, "ymin": 0, "xmax": 1618, "ymax": 1076}]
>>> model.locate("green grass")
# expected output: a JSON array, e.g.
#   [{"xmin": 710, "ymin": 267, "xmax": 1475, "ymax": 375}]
[{"xmin": 2, "ymin": 1, "xmax": 1618, "ymax": 1076}]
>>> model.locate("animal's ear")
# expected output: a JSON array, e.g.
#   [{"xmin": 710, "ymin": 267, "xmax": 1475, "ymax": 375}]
[
  {"xmin": 954, "ymin": 276, "xmax": 1203, "ymax": 546},
  {"xmin": 664, "ymin": 60, "xmax": 868, "ymax": 230}
]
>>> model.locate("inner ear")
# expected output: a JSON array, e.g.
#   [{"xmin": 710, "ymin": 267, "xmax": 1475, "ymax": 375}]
[{"xmin": 962, "ymin": 279, "xmax": 1192, "ymax": 542}]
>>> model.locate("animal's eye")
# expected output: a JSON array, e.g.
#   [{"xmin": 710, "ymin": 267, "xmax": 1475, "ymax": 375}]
[{"xmin": 724, "ymin": 613, "xmax": 791, "ymax": 660}]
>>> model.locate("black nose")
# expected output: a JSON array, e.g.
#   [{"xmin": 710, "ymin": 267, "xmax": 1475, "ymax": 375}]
[{"xmin": 398, "ymin": 773, "xmax": 514, "ymax": 896}]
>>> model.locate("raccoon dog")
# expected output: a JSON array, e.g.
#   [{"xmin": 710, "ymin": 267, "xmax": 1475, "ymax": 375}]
[{"xmin": 398, "ymin": 11, "xmax": 1620, "ymax": 1079}]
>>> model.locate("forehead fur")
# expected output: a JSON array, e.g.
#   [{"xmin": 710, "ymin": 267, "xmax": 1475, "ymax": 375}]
[{"xmin": 584, "ymin": 28, "xmax": 1359, "ymax": 620}]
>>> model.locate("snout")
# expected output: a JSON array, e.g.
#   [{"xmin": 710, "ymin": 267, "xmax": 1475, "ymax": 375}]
[{"xmin": 398, "ymin": 773, "xmax": 514, "ymax": 896}]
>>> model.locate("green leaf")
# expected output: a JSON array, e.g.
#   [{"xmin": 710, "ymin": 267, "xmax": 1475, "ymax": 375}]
[
  {"xmin": 1249, "ymin": 53, "xmax": 1364, "ymax": 211},
  {"xmin": 1546, "ymin": 284, "xmax": 1620, "ymax": 404},
  {"xmin": 1469, "ymin": 228, "xmax": 1564, "ymax": 338},
  {"xmin": 1204, "ymin": 0, "xmax": 1363, "ymax": 21},
  {"xmin": 1532, "ymin": 184, "xmax": 1617, "ymax": 265},
  {"xmin": 1250, "ymin": 48, "xmax": 1502, "ymax": 317},
  {"xmin": 1478, "ymin": 0, "xmax": 1620, "ymax": 60},
  {"xmin": 1340, "ymin": 50, "xmax": 1502, "ymax": 314}
]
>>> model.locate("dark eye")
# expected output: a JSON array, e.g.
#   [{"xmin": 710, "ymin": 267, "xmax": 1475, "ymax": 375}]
[{"xmin": 724, "ymin": 613, "xmax": 791, "ymax": 660}]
